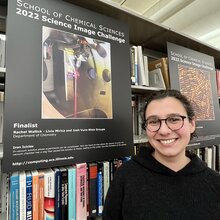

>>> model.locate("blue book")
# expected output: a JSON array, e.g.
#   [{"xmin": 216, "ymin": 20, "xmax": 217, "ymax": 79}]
[
  {"xmin": 10, "ymin": 171, "xmax": 19, "ymax": 220},
  {"xmin": 97, "ymin": 163, "xmax": 103, "ymax": 216},
  {"xmin": 53, "ymin": 168, "xmax": 62, "ymax": 220},
  {"xmin": 25, "ymin": 171, "xmax": 32, "ymax": 220},
  {"xmin": 67, "ymin": 166, "xmax": 76, "ymax": 220}
]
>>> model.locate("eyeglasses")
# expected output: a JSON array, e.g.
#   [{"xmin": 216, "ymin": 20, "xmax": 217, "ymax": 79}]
[{"xmin": 144, "ymin": 115, "xmax": 187, "ymax": 132}]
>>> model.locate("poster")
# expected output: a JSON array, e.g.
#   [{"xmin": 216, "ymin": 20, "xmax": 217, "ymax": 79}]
[
  {"xmin": 167, "ymin": 42, "xmax": 220, "ymax": 148},
  {"xmin": 3, "ymin": 0, "xmax": 133, "ymax": 172}
]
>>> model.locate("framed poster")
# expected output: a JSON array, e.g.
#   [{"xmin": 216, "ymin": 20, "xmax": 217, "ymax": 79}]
[
  {"xmin": 3, "ymin": 0, "xmax": 133, "ymax": 172},
  {"xmin": 167, "ymin": 42, "xmax": 220, "ymax": 148}
]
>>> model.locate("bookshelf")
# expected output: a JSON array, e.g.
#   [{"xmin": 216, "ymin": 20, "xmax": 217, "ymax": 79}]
[{"xmin": 0, "ymin": 0, "xmax": 220, "ymax": 219}]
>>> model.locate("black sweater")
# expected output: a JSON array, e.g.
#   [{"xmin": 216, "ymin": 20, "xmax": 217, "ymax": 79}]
[{"xmin": 103, "ymin": 147, "xmax": 220, "ymax": 220}]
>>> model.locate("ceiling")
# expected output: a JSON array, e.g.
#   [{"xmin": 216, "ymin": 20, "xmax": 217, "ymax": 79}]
[{"xmin": 105, "ymin": 0, "xmax": 220, "ymax": 50}]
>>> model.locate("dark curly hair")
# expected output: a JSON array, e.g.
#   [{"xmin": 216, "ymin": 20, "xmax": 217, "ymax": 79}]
[{"xmin": 142, "ymin": 89, "xmax": 196, "ymax": 139}]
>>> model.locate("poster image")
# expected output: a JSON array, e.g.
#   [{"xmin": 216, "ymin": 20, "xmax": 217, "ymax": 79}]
[
  {"xmin": 167, "ymin": 42, "xmax": 220, "ymax": 148},
  {"xmin": 3, "ymin": 0, "xmax": 133, "ymax": 172},
  {"xmin": 178, "ymin": 64, "xmax": 215, "ymax": 121},
  {"xmin": 42, "ymin": 26, "xmax": 112, "ymax": 119}
]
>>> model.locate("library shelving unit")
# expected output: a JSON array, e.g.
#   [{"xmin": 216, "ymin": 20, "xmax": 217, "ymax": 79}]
[{"xmin": 1, "ymin": 0, "xmax": 220, "ymax": 219}]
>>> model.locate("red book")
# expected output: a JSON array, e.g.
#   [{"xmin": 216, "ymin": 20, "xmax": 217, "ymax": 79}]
[{"xmin": 88, "ymin": 163, "xmax": 98, "ymax": 217}]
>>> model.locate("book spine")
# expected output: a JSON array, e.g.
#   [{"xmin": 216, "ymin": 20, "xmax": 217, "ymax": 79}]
[
  {"xmin": 53, "ymin": 168, "xmax": 61, "ymax": 220},
  {"xmin": 130, "ymin": 46, "xmax": 136, "ymax": 85},
  {"xmin": 31, "ymin": 170, "xmax": 39, "ymax": 220},
  {"xmin": 38, "ymin": 171, "xmax": 44, "ymax": 220},
  {"xmin": 97, "ymin": 165, "xmax": 103, "ymax": 216},
  {"xmin": 76, "ymin": 163, "xmax": 87, "ymax": 220},
  {"xmin": 103, "ymin": 161, "xmax": 110, "ymax": 201},
  {"xmin": 68, "ymin": 166, "xmax": 76, "ymax": 220},
  {"xmin": 88, "ymin": 163, "xmax": 97, "ymax": 217},
  {"xmin": 10, "ymin": 172, "xmax": 19, "ymax": 220},
  {"xmin": 60, "ymin": 168, "xmax": 68, "ymax": 220},
  {"xmin": 19, "ymin": 171, "xmax": 26, "ymax": 220},
  {"xmin": 1, "ymin": 173, "xmax": 10, "ymax": 216},
  {"xmin": 44, "ymin": 169, "xmax": 55, "ymax": 220},
  {"xmin": 216, "ymin": 69, "xmax": 220, "ymax": 96},
  {"xmin": 131, "ymin": 45, "xmax": 138, "ymax": 85},
  {"xmin": 26, "ymin": 171, "xmax": 32, "ymax": 220}
]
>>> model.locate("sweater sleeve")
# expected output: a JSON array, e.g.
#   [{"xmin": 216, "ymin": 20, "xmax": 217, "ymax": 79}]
[{"xmin": 102, "ymin": 169, "xmax": 125, "ymax": 220}]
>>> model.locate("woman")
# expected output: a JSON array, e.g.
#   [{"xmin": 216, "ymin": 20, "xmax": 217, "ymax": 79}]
[{"xmin": 103, "ymin": 89, "xmax": 220, "ymax": 220}]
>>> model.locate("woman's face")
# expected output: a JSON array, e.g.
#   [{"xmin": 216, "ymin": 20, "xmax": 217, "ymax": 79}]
[{"xmin": 145, "ymin": 97, "xmax": 196, "ymax": 160}]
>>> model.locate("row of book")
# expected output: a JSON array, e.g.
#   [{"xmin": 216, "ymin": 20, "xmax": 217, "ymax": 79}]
[
  {"xmin": 132, "ymin": 94, "xmax": 146, "ymax": 137},
  {"xmin": 6, "ymin": 158, "xmax": 131, "ymax": 220},
  {"xmin": 193, "ymin": 145, "xmax": 219, "ymax": 171},
  {"xmin": 1, "ymin": 145, "xmax": 219, "ymax": 219},
  {"xmin": 130, "ymin": 45, "xmax": 170, "ymax": 89}
]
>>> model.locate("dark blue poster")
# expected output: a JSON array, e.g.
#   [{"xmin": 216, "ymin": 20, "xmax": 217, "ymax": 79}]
[
  {"xmin": 3, "ymin": 0, "xmax": 133, "ymax": 172},
  {"xmin": 167, "ymin": 42, "xmax": 220, "ymax": 148}
]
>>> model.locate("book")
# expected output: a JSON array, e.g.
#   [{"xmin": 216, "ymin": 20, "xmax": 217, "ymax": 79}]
[
  {"xmin": 53, "ymin": 168, "xmax": 62, "ymax": 220},
  {"xmin": 38, "ymin": 170, "xmax": 44, "ymax": 220},
  {"xmin": 137, "ymin": 45, "xmax": 149, "ymax": 86},
  {"xmin": 102, "ymin": 161, "xmax": 110, "ymax": 201},
  {"xmin": 148, "ymin": 68, "xmax": 166, "ymax": 89},
  {"xmin": 43, "ymin": 168, "xmax": 55, "ymax": 220},
  {"xmin": 10, "ymin": 171, "xmax": 19, "ymax": 220},
  {"xmin": 130, "ymin": 46, "xmax": 136, "ymax": 85},
  {"xmin": 216, "ymin": 69, "xmax": 220, "ymax": 96},
  {"xmin": 0, "ymin": 34, "xmax": 6, "ymax": 68},
  {"xmin": 88, "ymin": 163, "xmax": 98, "ymax": 217},
  {"xmin": 25, "ymin": 171, "xmax": 32, "ymax": 220},
  {"xmin": 212, "ymin": 145, "xmax": 216, "ymax": 170},
  {"xmin": 76, "ymin": 163, "xmax": 87, "ymax": 220},
  {"xmin": 1, "ymin": 173, "xmax": 10, "ymax": 218},
  {"xmin": 60, "ymin": 167, "xmax": 68, "ymax": 220},
  {"xmin": 131, "ymin": 45, "xmax": 138, "ymax": 85},
  {"xmin": 148, "ymin": 57, "xmax": 169, "ymax": 88},
  {"xmin": 67, "ymin": 165, "xmax": 76, "ymax": 220},
  {"xmin": 19, "ymin": 170, "xmax": 26, "ymax": 220},
  {"xmin": 143, "ymin": 55, "xmax": 149, "ymax": 85},
  {"xmin": 31, "ymin": 170, "xmax": 39, "ymax": 220},
  {"xmin": 97, "ymin": 163, "xmax": 103, "ymax": 216}
]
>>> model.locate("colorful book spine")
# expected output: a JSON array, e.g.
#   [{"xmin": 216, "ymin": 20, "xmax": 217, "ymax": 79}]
[
  {"xmin": 19, "ymin": 170, "xmax": 26, "ymax": 220},
  {"xmin": 60, "ymin": 167, "xmax": 68, "ymax": 220},
  {"xmin": 76, "ymin": 163, "xmax": 87, "ymax": 220},
  {"xmin": 88, "ymin": 163, "xmax": 97, "ymax": 217},
  {"xmin": 97, "ymin": 164, "xmax": 103, "ymax": 216},
  {"xmin": 67, "ymin": 166, "xmax": 76, "ymax": 220},
  {"xmin": 25, "ymin": 171, "xmax": 32, "ymax": 220},
  {"xmin": 44, "ymin": 168, "xmax": 55, "ymax": 220},
  {"xmin": 53, "ymin": 168, "xmax": 62, "ymax": 220},
  {"xmin": 10, "ymin": 171, "xmax": 19, "ymax": 220},
  {"xmin": 38, "ymin": 170, "xmax": 44, "ymax": 220},
  {"xmin": 31, "ymin": 170, "xmax": 39, "ymax": 220}
]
